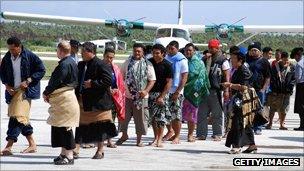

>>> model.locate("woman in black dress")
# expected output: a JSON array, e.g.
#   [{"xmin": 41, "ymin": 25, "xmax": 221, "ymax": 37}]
[{"xmin": 222, "ymin": 46, "xmax": 258, "ymax": 154}]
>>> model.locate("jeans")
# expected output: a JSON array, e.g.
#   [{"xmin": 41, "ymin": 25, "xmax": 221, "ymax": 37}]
[
  {"xmin": 197, "ymin": 90, "xmax": 223, "ymax": 137},
  {"xmin": 6, "ymin": 117, "xmax": 33, "ymax": 142}
]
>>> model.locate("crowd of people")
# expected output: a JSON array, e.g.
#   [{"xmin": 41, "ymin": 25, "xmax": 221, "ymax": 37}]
[{"xmin": 0, "ymin": 36, "xmax": 303, "ymax": 165}]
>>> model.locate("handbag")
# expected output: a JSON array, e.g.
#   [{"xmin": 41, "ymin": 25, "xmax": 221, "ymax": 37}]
[{"xmin": 241, "ymin": 87, "xmax": 268, "ymax": 127}]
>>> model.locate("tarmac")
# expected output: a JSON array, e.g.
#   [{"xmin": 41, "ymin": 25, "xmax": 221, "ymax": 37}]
[{"xmin": 0, "ymin": 81, "xmax": 303, "ymax": 170}]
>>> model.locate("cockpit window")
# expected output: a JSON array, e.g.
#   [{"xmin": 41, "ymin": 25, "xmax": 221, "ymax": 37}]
[
  {"xmin": 156, "ymin": 28, "xmax": 171, "ymax": 38},
  {"xmin": 172, "ymin": 28, "xmax": 190, "ymax": 40}
]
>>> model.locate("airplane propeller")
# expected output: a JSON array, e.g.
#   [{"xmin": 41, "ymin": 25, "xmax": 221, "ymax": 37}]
[
  {"xmin": 95, "ymin": 26, "xmax": 126, "ymax": 50},
  {"xmin": 104, "ymin": 10, "xmax": 146, "ymax": 37},
  {"xmin": 205, "ymin": 17, "xmax": 246, "ymax": 39}
]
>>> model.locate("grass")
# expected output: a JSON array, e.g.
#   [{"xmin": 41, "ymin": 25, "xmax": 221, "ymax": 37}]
[
  {"xmin": 42, "ymin": 59, "xmax": 124, "ymax": 80},
  {"xmin": 42, "ymin": 60, "xmax": 58, "ymax": 80}
]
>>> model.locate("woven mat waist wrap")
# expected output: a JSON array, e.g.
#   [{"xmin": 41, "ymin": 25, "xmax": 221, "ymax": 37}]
[
  {"xmin": 242, "ymin": 87, "xmax": 260, "ymax": 116},
  {"xmin": 78, "ymin": 97, "xmax": 112, "ymax": 125},
  {"xmin": 47, "ymin": 87, "xmax": 80, "ymax": 127},
  {"xmin": 8, "ymin": 89, "xmax": 31, "ymax": 125}
]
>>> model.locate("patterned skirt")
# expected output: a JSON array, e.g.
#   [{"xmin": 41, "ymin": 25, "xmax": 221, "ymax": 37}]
[
  {"xmin": 148, "ymin": 92, "xmax": 171, "ymax": 127},
  {"xmin": 182, "ymin": 99, "xmax": 198, "ymax": 123}
]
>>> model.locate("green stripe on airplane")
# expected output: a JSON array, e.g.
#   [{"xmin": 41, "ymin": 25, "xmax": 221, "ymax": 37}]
[
  {"xmin": 233, "ymin": 25, "xmax": 244, "ymax": 33},
  {"xmin": 132, "ymin": 22, "xmax": 144, "ymax": 29},
  {"xmin": 205, "ymin": 25, "xmax": 216, "ymax": 32}
]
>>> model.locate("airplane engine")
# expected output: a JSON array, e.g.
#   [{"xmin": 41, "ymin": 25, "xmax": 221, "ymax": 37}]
[{"xmin": 105, "ymin": 19, "xmax": 132, "ymax": 37}]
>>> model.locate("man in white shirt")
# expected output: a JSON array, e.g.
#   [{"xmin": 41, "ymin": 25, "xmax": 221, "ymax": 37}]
[
  {"xmin": 163, "ymin": 41, "xmax": 188, "ymax": 144},
  {"xmin": 116, "ymin": 43, "xmax": 156, "ymax": 147}
]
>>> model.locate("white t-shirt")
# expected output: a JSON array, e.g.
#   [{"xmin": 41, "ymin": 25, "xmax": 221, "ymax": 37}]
[
  {"xmin": 222, "ymin": 60, "xmax": 231, "ymax": 71},
  {"xmin": 11, "ymin": 55, "xmax": 22, "ymax": 89},
  {"xmin": 122, "ymin": 57, "xmax": 156, "ymax": 99},
  {"xmin": 165, "ymin": 54, "xmax": 189, "ymax": 94}
]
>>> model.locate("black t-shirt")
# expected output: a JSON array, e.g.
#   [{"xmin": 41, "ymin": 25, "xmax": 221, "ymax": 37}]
[
  {"xmin": 231, "ymin": 65, "xmax": 252, "ymax": 95},
  {"xmin": 149, "ymin": 58, "xmax": 173, "ymax": 93}
]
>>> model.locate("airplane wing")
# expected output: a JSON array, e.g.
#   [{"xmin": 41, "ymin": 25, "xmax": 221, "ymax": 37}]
[
  {"xmin": 243, "ymin": 25, "xmax": 303, "ymax": 33},
  {"xmin": 1, "ymin": 11, "xmax": 161, "ymax": 30},
  {"xmin": 184, "ymin": 24, "xmax": 303, "ymax": 34},
  {"xmin": 1, "ymin": 11, "xmax": 107, "ymax": 25},
  {"xmin": 2, "ymin": 11, "xmax": 302, "ymax": 37},
  {"xmin": 184, "ymin": 25, "xmax": 206, "ymax": 33}
]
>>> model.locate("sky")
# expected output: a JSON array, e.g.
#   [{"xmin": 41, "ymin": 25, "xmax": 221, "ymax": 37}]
[{"xmin": 1, "ymin": 0, "xmax": 303, "ymax": 25}]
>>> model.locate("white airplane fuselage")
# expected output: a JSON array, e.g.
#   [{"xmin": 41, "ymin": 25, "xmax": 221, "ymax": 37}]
[{"xmin": 153, "ymin": 25, "xmax": 192, "ymax": 48}]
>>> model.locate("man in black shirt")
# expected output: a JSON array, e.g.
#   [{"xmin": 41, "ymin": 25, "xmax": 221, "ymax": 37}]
[
  {"xmin": 148, "ymin": 44, "xmax": 173, "ymax": 147},
  {"xmin": 247, "ymin": 42, "xmax": 271, "ymax": 135},
  {"xmin": 43, "ymin": 40, "xmax": 79, "ymax": 165},
  {"xmin": 266, "ymin": 51, "xmax": 296, "ymax": 130}
]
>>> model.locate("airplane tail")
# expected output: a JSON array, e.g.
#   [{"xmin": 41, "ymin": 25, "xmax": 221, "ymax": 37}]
[{"xmin": 178, "ymin": 0, "xmax": 183, "ymax": 25}]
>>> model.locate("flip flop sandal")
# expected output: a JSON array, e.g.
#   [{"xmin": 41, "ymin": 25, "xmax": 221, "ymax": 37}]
[
  {"xmin": 148, "ymin": 142, "xmax": 156, "ymax": 146},
  {"xmin": 73, "ymin": 151, "xmax": 79, "ymax": 159},
  {"xmin": 92, "ymin": 152, "xmax": 104, "ymax": 159},
  {"xmin": 115, "ymin": 138, "xmax": 127, "ymax": 145}
]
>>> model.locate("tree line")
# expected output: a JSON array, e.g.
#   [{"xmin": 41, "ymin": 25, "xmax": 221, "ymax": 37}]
[{"xmin": 0, "ymin": 21, "xmax": 303, "ymax": 52}]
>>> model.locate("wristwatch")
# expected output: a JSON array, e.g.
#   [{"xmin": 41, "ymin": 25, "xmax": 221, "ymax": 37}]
[{"xmin": 26, "ymin": 77, "xmax": 32, "ymax": 85}]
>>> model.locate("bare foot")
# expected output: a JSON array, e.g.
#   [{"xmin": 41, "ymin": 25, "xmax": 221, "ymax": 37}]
[
  {"xmin": 107, "ymin": 143, "xmax": 117, "ymax": 148},
  {"xmin": 148, "ymin": 140, "xmax": 156, "ymax": 146},
  {"xmin": 156, "ymin": 143, "xmax": 164, "ymax": 148},
  {"xmin": 187, "ymin": 135, "xmax": 196, "ymax": 142},
  {"xmin": 162, "ymin": 131, "xmax": 174, "ymax": 141},
  {"xmin": 167, "ymin": 135, "xmax": 176, "ymax": 141},
  {"xmin": 136, "ymin": 142, "xmax": 145, "ymax": 147},
  {"xmin": 1, "ymin": 149, "xmax": 13, "ymax": 156},
  {"xmin": 212, "ymin": 135, "xmax": 221, "ymax": 141},
  {"xmin": 21, "ymin": 146, "xmax": 37, "ymax": 153},
  {"xmin": 171, "ymin": 138, "xmax": 180, "ymax": 144}
]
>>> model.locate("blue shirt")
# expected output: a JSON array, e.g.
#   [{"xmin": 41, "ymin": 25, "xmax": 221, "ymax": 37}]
[
  {"xmin": 165, "ymin": 52, "xmax": 188, "ymax": 94},
  {"xmin": 71, "ymin": 53, "xmax": 79, "ymax": 63},
  {"xmin": 295, "ymin": 57, "xmax": 304, "ymax": 83},
  {"xmin": 111, "ymin": 68, "xmax": 117, "ymax": 89}
]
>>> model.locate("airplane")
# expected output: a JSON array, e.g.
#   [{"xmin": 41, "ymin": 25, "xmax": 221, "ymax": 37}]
[
  {"xmin": 1, "ymin": 0, "xmax": 303, "ymax": 48},
  {"xmin": 86, "ymin": 37, "xmax": 127, "ymax": 51}
]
